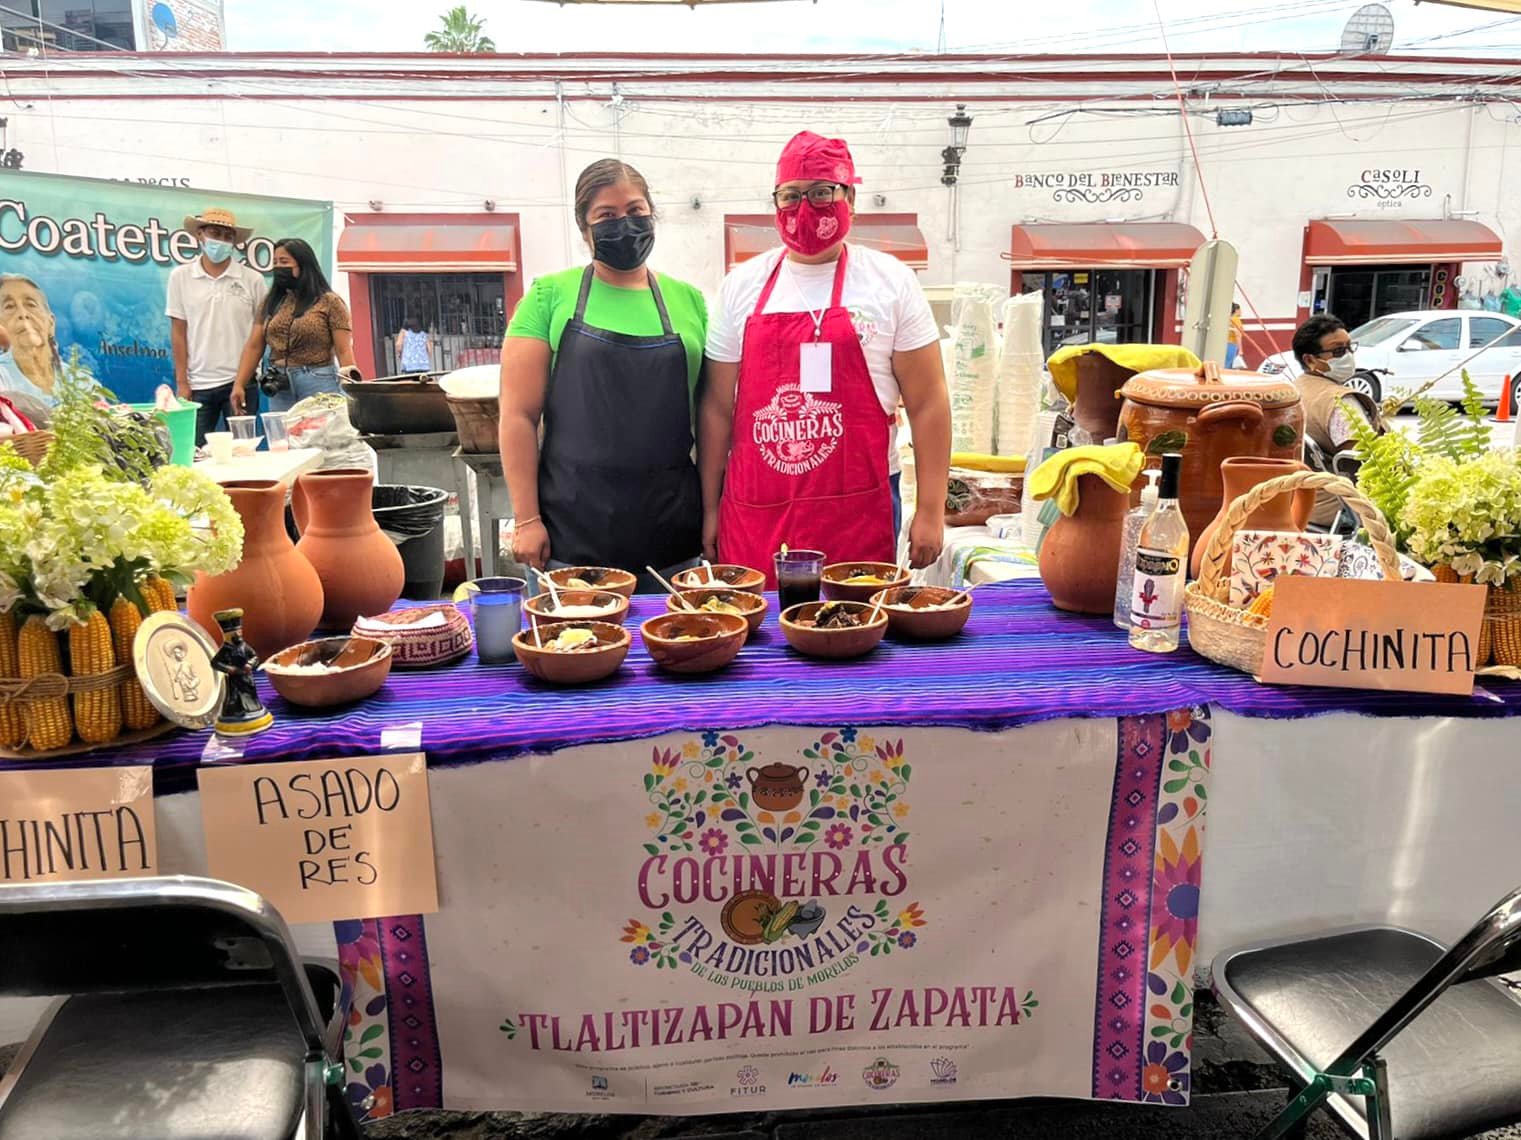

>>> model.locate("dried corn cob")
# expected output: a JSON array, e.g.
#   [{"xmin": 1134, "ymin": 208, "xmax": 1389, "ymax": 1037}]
[
  {"xmin": 143, "ymin": 576, "xmax": 178, "ymax": 613},
  {"xmin": 111, "ymin": 594, "xmax": 158, "ymax": 731},
  {"xmin": 69, "ymin": 609, "xmax": 122, "ymax": 745},
  {"xmin": 0, "ymin": 609, "xmax": 23, "ymax": 748},
  {"xmin": 18, "ymin": 616, "xmax": 72, "ymax": 751},
  {"xmin": 1246, "ymin": 588, "xmax": 1275, "ymax": 618}
]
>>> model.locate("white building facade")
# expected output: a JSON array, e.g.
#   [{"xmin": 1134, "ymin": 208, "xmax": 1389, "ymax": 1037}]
[{"xmin": 3, "ymin": 51, "xmax": 1515, "ymax": 376}]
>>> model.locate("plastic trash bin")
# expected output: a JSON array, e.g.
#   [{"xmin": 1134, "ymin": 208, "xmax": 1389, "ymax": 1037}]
[{"xmin": 373, "ymin": 484, "xmax": 449, "ymax": 600}]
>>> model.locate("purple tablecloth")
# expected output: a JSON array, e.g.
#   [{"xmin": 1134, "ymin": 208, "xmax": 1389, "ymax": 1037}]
[{"xmin": 9, "ymin": 580, "xmax": 1518, "ymax": 792}]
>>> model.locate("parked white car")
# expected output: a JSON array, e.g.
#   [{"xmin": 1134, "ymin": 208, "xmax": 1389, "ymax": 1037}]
[{"xmin": 1259, "ymin": 310, "xmax": 1521, "ymax": 407}]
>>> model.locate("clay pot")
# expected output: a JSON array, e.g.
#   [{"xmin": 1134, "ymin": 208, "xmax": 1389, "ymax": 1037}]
[
  {"xmin": 294, "ymin": 468, "xmax": 405, "ymax": 629},
  {"xmin": 1118, "ymin": 367, "xmax": 1304, "ymax": 554},
  {"xmin": 1072, "ymin": 354, "xmax": 1136, "ymax": 442},
  {"xmin": 187, "ymin": 479, "xmax": 324, "ymax": 658},
  {"xmin": 746, "ymin": 763, "xmax": 809, "ymax": 812},
  {"xmin": 1038, "ymin": 473, "xmax": 1133, "ymax": 615},
  {"xmin": 1191, "ymin": 458, "xmax": 1316, "ymax": 577}
]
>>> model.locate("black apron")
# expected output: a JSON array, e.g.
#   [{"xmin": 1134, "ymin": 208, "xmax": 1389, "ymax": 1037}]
[{"xmin": 537, "ymin": 266, "xmax": 702, "ymax": 573}]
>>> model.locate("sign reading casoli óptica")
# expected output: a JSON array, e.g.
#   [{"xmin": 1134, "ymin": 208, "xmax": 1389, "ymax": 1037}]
[{"xmin": 1259, "ymin": 577, "xmax": 1486, "ymax": 696}]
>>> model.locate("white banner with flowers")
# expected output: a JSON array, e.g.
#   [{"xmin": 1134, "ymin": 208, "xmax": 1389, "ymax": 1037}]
[{"xmin": 420, "ymin": 712, "xmax": 1211, "ymax": 1114}]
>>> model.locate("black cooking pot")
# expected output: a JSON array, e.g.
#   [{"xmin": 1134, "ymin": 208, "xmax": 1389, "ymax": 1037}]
[{"xmin": 342, "ymin": 374, "xmax": 456, "ymax": 436}]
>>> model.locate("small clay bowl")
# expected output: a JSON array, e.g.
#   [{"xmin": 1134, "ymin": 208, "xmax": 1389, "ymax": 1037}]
[
  {"xmin": 673, "ymin": 564, "xmax": 766, "ymax": 595},
  {"xmin": 822, "ymin": 561, "xmax": 910, "ymax": 603},
  {"xmin": 513, "ymin": 620, "xmax": 630, "ymax": 685},
  {"xmin": 870, "ymin": 585, "xmax": 973, "ymax": 641},
  {"xmin": 545, "ymin": 566, "xmax": 637, "ymax": 599},
  {"xmin": 263, "ymin": 636, "xmax": 393, "ymax": 707},
  {"xmin": 525, "ymin": 589, "xmax": 630, "ymax": 626},
  {"xmin": 667, "ymin": 587, "xmax": 769, "ymax": 634},
  {"xmin": 780, "ymin": 601, "xmax": 889, "ymax": 660},
  {"xmin": 640, "ymin": 611, "xmax": 749, "ymax": 674}
]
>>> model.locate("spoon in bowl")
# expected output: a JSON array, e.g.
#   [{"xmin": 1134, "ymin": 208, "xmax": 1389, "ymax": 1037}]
[
  {"xmin": 533, "ymin": 568, "xmax": 564, "ymax": 612},
  {"xmin": 647, "ymin": 565, "xmax": 700, "ymax": 612}
]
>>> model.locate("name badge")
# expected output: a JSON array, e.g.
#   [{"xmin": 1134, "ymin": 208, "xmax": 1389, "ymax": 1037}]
[{"xmin": 799, "ymin": 342, "xmax": 832, "ymax": 393}]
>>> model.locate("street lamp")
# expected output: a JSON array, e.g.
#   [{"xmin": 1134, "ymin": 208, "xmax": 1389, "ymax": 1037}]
[{"xmin": 941, "ymin": 103, "xmax": 973, "ymax": 187}]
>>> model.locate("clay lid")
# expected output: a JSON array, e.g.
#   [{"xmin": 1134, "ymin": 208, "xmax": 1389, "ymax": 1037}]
[{"xmin": 1120, "ymin": 367, "xmax": 1300, "ymax": 410}]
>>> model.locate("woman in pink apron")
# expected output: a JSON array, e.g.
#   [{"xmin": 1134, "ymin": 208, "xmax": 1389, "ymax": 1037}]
[{"xmin": 699, "ymin": 132, "xmax": 951, "ymax": 587}]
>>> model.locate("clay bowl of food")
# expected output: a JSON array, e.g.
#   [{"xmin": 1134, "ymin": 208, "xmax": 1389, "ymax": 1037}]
[
  {"xmin": 525, "ymin": 589, "xmax": 630, "ymax": 627},
  {"xmin": 672, "ymin": 564, "xmax": 766, "ymax": 595},
  {"xmin": 513, "ymin": 621, "xmax": 630, "ymax": 685},
  {"xmin": 640, "ymin": 611, "xmax": 749, "ymax": 675},
  {"xmin": 780, "ymin": 600, "xmax": 889, "ymax": 660},
  {"xmin": 545, "ymin": 566, "xmax": 637, "ymax": 599},
  {"xmin": 667, "ymin": 587, "xmax": 769, "ymax": 634},
  {"xmin": 870, "ymin": 585, "xmax": 973, "ymax": 641},
  {"xmin": 821, "ymin": 561, "xmax": 910, "ymax": 603},
  {"xmin": 263, "ymin": 636, "xmax": 393, "ymax": 707}
]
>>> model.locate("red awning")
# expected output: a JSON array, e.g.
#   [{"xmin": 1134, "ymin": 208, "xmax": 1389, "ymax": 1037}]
[
  {"xmin": 724, "ymin": 214, "xmax": 928, "ymax": 271},
  {"xmin": 1005, "ymin": 223, "xmax": 1207, "ymax": 270},
  {"xmin": 338, "ymin": 217, "xmax": 519, "ymax": 273},
  {"xmin": 1304, "ymin": 219, "xmax": 1502, "ymax": 266}
]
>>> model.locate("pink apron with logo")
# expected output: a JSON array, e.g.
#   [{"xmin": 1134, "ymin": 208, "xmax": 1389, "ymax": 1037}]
[{"xmin": 718, "ymin": 247, "xmax": 895, "ymax": 587}]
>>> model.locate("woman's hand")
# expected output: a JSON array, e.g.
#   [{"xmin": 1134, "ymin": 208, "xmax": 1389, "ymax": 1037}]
[
  {"xmin": 230, "ymin": 382, "xmax": 249, "ymax": 415},
  {"xmin": 512, "ymin": 518, "xmax": 551, "ymax": 570},
  {"xmin": 701, "ymin": 507, "xmax": 720, "ymax": 562},
  {"xmin": 907, "ymin": 508, "xmax": 944, "ymax": 570}
]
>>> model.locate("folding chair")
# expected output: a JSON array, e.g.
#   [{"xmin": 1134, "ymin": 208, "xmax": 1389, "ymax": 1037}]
[
  {"xmin": 0, "ymin": 875, "xmax": 361, "ymax": 1140},
  {"xmin": 1212, "ymin": 887, "xmax": 1521, "ymax": 1139}
]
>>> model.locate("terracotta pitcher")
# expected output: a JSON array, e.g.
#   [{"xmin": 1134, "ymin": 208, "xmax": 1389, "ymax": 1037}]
[
  {"xmin": 1191, "ymin": 457, "xmax": 1315, "ymax": 577},
  {"xmin": 294, "ymin": 468, "xmax": 405, "ymax": 629},
  {"xmin": 1038, "ymin": 473, "xmax": 1134, "ymax": 614},
  {"xmin": 187, "ymin": 480, "xmax": 324, "ymax": 658},
  {"xmin": 1072, "ymin": 354, "xmax": 1134, "ymax": 442}
]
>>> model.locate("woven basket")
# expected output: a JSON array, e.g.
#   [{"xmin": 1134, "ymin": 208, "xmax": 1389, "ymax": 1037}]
[
  {"xmin": 1488, "ymin": 582, "xmax": 1521, "ymax": 667},
  {"xmin": 10, "ymin": 429, "xmax": 52, "ymax": 468},
  {"xmin": 1184, "ymin": 471, "xmax": 1401, "ymax": 674}
]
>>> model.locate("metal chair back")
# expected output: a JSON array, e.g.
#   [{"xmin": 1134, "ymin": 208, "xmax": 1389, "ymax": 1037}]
[{"xmin": 0, "ymin": 874, "xmax": 329, "ymax": 1054}]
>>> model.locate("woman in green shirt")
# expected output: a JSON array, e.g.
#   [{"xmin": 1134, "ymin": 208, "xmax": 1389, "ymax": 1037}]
[{"xmin": 500, "ymin": 159, "xmax": 708, "ymax": 589}]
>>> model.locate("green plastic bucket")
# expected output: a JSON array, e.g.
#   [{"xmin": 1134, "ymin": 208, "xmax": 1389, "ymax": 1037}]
[{"xmin": 129, "ymin": 400, "xmax": 197, "ymax": 467}]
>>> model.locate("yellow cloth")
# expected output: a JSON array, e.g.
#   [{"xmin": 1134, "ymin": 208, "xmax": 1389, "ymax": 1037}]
[
  {"xmin": 1046, "ymin": 344, "xmax": 1202, "ymax": 403},
  {"xmin": 1029, "ymin": 443, "xmax": 1144, "ymax": 517}
]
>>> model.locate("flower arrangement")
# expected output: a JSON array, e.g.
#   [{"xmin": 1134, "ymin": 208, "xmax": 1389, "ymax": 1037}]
[
  {"xmin": 0, "ymin": 362, "xmax": 243, "ymax": 752},
  {"xmin": 1400, "ymin": 451, "xmax": 1521, "ymax": 586}
]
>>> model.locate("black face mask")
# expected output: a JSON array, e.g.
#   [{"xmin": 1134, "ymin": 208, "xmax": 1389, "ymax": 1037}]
[
  {"xmin": 272, "ymin": 267, "xmax": 297, "ymax": 287},
  {"xmin": 590, "ymin": 214, "xmax": 655, "ymax": 272}
]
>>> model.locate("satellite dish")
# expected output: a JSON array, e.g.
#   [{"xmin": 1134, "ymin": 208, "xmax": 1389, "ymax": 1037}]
[
  {"xmin": 1341, "ymin": 3, "xmax": 1395, "ymax": 54},
  {"xmin": 151, "ymin": 2, "xmax": 178, "ymax": 47}
]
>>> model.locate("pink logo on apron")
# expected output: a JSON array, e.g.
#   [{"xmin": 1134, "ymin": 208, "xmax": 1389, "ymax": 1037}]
[{"xmin": 751, "ymin": 384, "xmax": 844, "ymax": 476}]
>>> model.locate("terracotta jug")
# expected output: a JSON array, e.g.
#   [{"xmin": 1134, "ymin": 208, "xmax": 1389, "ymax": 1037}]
[
  {"xmin": 1072, "ymin": 354, "xmax": 1134, "ymax": 442},
  {"xmin": 1038, "ymin": 473, "xmax": 1134, "ymax": 614},
  {"xmin": 746, "ymin": 763, "xmax": 809, "ymax": 812},
  {"xmin": 1190, "ymin": 457, "xmax": 1315, "ymax": 577},
  {"xmin": 188, "ymin": 480, "xmax": 325, "ymax": 658},
  {"xmin": 294, "ymin": 468, "xmax": 405, "ymax": 629}
]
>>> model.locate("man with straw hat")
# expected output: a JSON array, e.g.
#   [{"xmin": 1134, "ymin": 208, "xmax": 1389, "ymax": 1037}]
[{"xmin": 167, "ymin": 206, "xmax": 267, "ymax": 445}]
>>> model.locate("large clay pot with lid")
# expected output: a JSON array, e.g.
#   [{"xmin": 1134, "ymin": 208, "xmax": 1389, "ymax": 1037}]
[
  {"xmin": 1190, "ymin": 457, "xmax": 1316, "ymax": 577},
  {"xmin": 294, "ymin": 467, "xmax": 405, "ymax": 629},
  {"xmin": 187, "ymin": 479, "xmax": 324, "ymax": 658},
  {"xmin": 1038, "ymin": 473, "xmax": 1134, "ymax": 614},
  {"xmin": 1117, "ymin": 366, "xmax": 1303, "ymax": 554}
]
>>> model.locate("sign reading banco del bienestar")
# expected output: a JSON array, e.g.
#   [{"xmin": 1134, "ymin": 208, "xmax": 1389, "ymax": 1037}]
[{"xmin": 0, "ymin": 170, "xmax": 332, "ymax": 404}]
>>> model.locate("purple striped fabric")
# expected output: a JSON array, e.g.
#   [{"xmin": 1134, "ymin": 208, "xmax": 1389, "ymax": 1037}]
[{"xmin": 9, "ymin": 581, "xmax": 1516, "ymax": 793}]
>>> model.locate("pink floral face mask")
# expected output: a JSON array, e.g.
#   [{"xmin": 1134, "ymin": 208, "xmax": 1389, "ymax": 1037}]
[{"xmin": 775, "ymin": 198, "xmax": 852, "ymax": 256}]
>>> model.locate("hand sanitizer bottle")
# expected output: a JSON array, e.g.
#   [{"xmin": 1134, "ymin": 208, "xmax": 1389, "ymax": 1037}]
[
  {"xmin": 1129, "ymin": 453, "xmax": 1190, "ymax": 654},
  {"xmin": 1114, "ymin": 467, "xmax": 1162, "ymax": 630}
]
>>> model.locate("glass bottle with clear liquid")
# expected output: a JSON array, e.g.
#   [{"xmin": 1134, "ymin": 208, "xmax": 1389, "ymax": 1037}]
[{"xmin": 1129, "ymin": 453, "xmax": 1189, "ymax": 654}]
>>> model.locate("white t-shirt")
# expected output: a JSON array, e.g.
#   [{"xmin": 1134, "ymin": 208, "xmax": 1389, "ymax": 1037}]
[
  {"xmin": 165, "ymin": 258, "xmax": 267, "ymax": 390},
  {"xmin": 706, "ymin": 244, "xmax": 939, "ymax": 473}
]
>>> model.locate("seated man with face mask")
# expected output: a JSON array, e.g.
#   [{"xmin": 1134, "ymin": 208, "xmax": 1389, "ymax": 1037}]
[{"xmin": 1291, "ymin": 314, "xmax": 1388, "ymax": 527}]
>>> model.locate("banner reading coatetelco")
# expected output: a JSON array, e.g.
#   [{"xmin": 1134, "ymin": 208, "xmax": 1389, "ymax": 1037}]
[{"xmin": 0, "ymin": 171, "xmax": 332, "ymax": 405}]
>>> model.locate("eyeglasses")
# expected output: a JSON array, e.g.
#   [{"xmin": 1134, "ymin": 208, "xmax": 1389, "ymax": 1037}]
[
  {"xmin": 772, "ymin": 184, "xmax": 844, "ymax": 210},
  {"xmin": 1314, "ymin": 342, "xmax": 1358, "ymax": 359}
]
